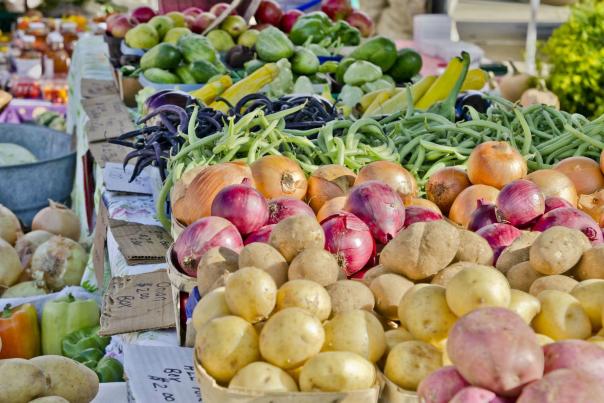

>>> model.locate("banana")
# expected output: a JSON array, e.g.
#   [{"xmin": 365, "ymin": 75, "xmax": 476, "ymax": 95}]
[
  {"xmin": 365, "ymin": 76, "xmax": 436, "ymax": 117},
  {"xmin": 415, "ymin": 56, "xmax": 465, "ymax": 110}
]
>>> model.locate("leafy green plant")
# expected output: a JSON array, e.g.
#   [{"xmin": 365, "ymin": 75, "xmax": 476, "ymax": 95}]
[{"xmin": 541, "ymin": 1, "xmax": 604, "ymax": 118}]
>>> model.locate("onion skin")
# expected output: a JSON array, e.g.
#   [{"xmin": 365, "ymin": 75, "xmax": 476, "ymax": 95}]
[
  {"xmin": 307, "ymin": 165, "xmax": 355, "ymax": 213},
  {"xmin": 468, "ymin": 201, "xmax": 504, "ymax": 232},
  {"xmin": 173, "ymin": 163, "xmax": 254, "ymax": 226},
  {"xmin": 244, "ymin": 224, "xmax": 275, "ymax": 245},
  {"xmin": 554, "ymin": 156, "xmax": 604, "ymax": 196},
  {"xmin": 30, "ymin": 236, "xmax": 87, "ymax": 291},
  {"xmin": 0, "ymin": 204, "xmax": 22, "ymax": 245},
  {"xmin": 467, "ymin": 141, "xmax": 527, "ymax": 189},
  {"xmin": 545, "ymin": 196, "xmax": 573, "ymax": 213},
  {"xmin": 449, "ymin": 184, "xmax": 500, "ymax": 228},
  {"xmin": 321, "ymin": 212, "xmax": 375, "ymax": 276},
  {"xmin": 404, "ymin": 197, "xmax": 442, "ymax": 213},
  {"xmin": 404, "ymin": 206, "xmax": 442, "ymax": 227},
  {"xmin": 426, "ymin": 168, "xmax": 471, "ymax": 215},
  {"xmin": 578, "ymin": 190, "xmax": 604, "ymax": 227},
  {"xmin": 526, "ymin": 169, "xmax": 578, "ymax": 207},
  {"xmin": 173, "ymin": 217, "xmax": 244, "ymax": 276},
  {"xmin": 355, "ymin": 161, "xmax": 417, "ymax": 201},
  {"xmin": 532, "ymin": 207, "xmax": 603, "ymax": 244},
  {"xmin": 251, "ymin": 156, "xmax": 308, "ymax": 200},
  {"xmin": 0, "ymin": 238, "xmax": 23, "ymax": 288},
  {"xmin": 317, "ymin": 196, "xmax": 347, "ymax": 223},
  {"xmin": 267, "ymin": 197, "xmax": 315, "ymax": 225},
  {"xmin": 497, "ymin": 179, "xmax": 545, "ymax": 227},
  {"xmin": 15, "ymin": 230, "xmax": 53, "ymax": 269},
  {"xmin": 476, "ymin": 223, "xmax": 522, "ymax": 262},
  {"xmin": 31, "ymin": 201, "xmax": 81, "ymax": 242},
  {"xmin": 211, "ymin": 182, "xmax": 268, "ymax": 235},
  {"xmin": 344, "ymin": 180, "xmax": 405, "ymax": 244}
]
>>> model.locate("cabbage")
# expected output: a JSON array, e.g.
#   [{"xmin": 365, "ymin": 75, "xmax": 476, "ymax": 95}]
[{"xmin": 0, "ymin": 143, "xmax": 37, "ymax": 166}]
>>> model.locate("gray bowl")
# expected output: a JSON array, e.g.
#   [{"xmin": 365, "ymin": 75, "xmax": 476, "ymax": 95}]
[{"xmin": 0, "ymin": 124, "xmax": 76, "ymax": 226}]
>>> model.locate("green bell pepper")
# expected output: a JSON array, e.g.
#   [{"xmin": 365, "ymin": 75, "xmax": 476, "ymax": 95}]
[
  {"xmin": 319, "ymin": 61, "xmax": 339, "ymax": 74},
  {"xmin": 41, "ymin": 294, "xmax": 100, "ymax": 356},
  {"xmin": 336, "ymin": 58, "xmax": 355, "ymax": 84},
  {"xmin": 328, "ymin": 21, "xmax": 361, "ymax": 46},
  {"xmin": 292, "ymin": 47, "xmax": 320, "ymax": 75},
  {"xmin": 344, "ymin": 61, "xmax": 382, "ymax": 86},
  {"xmin": 256, "ymin": 27, "xmax": 295, "ymax": 62},
  {"xmin": 62, "ymin": 326, "xmax": 110, "ymax": 359},
  {"xmin": 290, "ymin": 18, "xmax": 330, "ymax": 46},
  {"xmin": 299, "ymin": 11, "xmax": 332, "ymax": 27},
  {"xmin": 96, "ymin": 356, "xmax": 124, "ymax": 383}
]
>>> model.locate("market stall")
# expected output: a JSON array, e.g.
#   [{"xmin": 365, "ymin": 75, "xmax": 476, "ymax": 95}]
[{"xmin": 3, "ymin": 1, "xmax": 604, "ymax": 402}]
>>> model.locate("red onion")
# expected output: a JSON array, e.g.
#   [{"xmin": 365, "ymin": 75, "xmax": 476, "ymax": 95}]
[
  {"xmin": 544, "ymin": 196, "xmax": 574, "ymax": 213},
  {"xmin": 344, "ymin": 180, "xmax": 405, "ymax": 244},
  {"xmin": 532, "ymin": 207, "xmax": 603, "ymax": 244},
  {"xmin": 404, "ymin": 206, "xmax": 442, "ymax": 227},
  {"xmin": 497, "ymin": 179, "xmax": 545, "ymax": 227},
  {"xmin": 173, "ymin": 217, "xmax": 243, "ymax": 277},
  {"xmin": 211, "ymin": 180, "xmax": 269, "ymax": 235},
  {"xmin": 267, "ymin": 197, "xmax": 315, "ymax": 224},
  {"xmin": 244, "ymin": 224, "xmax": 275, "ymax": 245},
  {"xmin": 476, "ymin": 223, "xmax": 522, "ymax": 262},
  {"xmin": 321, "ymin": 212, "xmax": 375, "ymax": 276},
  {"xmin": 468, "ymin": 200, "xmax": 504, "ymax": 232}
]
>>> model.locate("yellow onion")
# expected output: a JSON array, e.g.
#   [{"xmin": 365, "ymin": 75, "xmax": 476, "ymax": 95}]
[
  {"xmin": 0, "ymin": 204, "xmax": 22, "ymax": 245},
  {"xmin": 15, "ymin": 230, "xmax": 53, "ymax": 269},
  {"xmin": 526, "ymin": 169, "xmax": 578, "ymax": 207},
  {"xmin": 425, "ymin": 167, "xmax": 471, "ymax": 214},
  {"xmin": 317, "ymin": 196, "xmax": 347, "ymax": 223},
  {"xmin": 449, "ymin": 184, "xmax": 500, "ymax": 227},
  {"xmin": 307, "ymin": 165, "xmax": 355, "ymax": 213},
  {"xmin": 173, "ymin": 162, "xmax": 254, "ymax": 226},
  {"xmin": 554, "ymin": 157, "xmax": 604, "ymax": 196},
  {"xmin": 31, "ymin": 236, "xmax": 87, "ymax": 291},
  {"xmin": 251, "ymin": 156, "xmax": 307, "ymax": 200},
  {"xmin": 32, "ymin": 201, "xmax": 81, "ymax": 241},
  {"xmin": 578, "ymin": 190, "xmax": 604, "ymax": 227},
  {"xmin": 467, "ymin": 141, "xmax": 527, "ymax": 189},
  {"xmin": 0, "ymin": 238, "xmax": 23, "ymax": 288},
  {"xmin": 355, "ymin": 161, "xmax": 417, "ymax": 200},
  {"xmin": 403, "ymin": 197, "xmax": 442, "ymax": 214}
]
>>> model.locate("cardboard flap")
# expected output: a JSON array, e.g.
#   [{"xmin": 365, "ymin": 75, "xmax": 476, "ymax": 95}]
[
  {"xmin": 81, "ymin": 78, "xmax": 117, "ymax": 99},
  {"xmin": 89, "ymin": 141, "xmax": 132, "ymax": 168},
  {"xmin": 93, "ymin": 202, "xmax": 109, "ymax": 285},
  {"xmin": 82, "ymin": 94, "xmax": 136, "ymax": 143},
  {"xmin": 108, "ymin": 219, "xmax": 172, "ymax": 265},
  {"xmin": 99, "ymin": 270, "xmax": 175, "ymax": 336}
]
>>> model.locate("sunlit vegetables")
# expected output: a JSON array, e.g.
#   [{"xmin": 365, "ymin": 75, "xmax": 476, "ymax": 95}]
[
  {"xmin": 31, "ymin": 201, "xmax": 80, "ymax": 242},
  {"xmin": 269, "ymin": 215, "xmax": 324, "ymax": 263},
  {"xmin": 14, "ymin": 230, "xmax": 53, "ymax": 269},
  {"xmin": 228, "ymin": 362, "xmax": 298, "ymax": 392},
  {"xmin": 425, "ymin": 168, "xmax": 471, "ymax": 215},
  {"xmin": 287, "ymin": 248, "xmax": 340, "ymax": 286},
  {"xmin": 276, "ymin": 280, "xmax": 331, "ymax": 321},
  {"xmin": 326, "ymin": 280, "xmax": 375, "ymax": 315},
  {"xmin": 210, "ymin": 181, "xmax": 268, "ymax": 236},
  {"xmin": 467, "ymin": 141, "xmax": 527, "ymax": 189},
  {"xmin": 529, "ymin": 227, "xmax": 590, "ymax": 275},
  {"xmin": 355, "ymin": 161, "xmax": 417, "ymax": 202},
  {"xmin": 196, "ymin": 247, "xmax": 238, "ymax": 295},
  {"xmin": 369, "ymin": 273, "xmax": 413, "ymax": 320},
  {"xmin": 192, "ymin": 287, "xmax": 231, "ymax": 332},
  {"xmin": 251, "ymin": 156, "xmax": 307, "ymax": 200},
  {"xmin": 30, "ymin": 355, "xmax": 99, "ymax": 403},
  {"xmin": 30, "ymin": 236, "xmax": 87, "ymax": 291},
  {"xmin": 0, "ymin": 358, "xmax": 49, "ymax": 403},
  {"xmin": 385, "ymin": 341, "xmax": 443, "ymax": 391},
  {"xmin": 526, "ymin": 169, "xmax": 578, "ymax": 207},
  {"xmin": 449, "ymin": 184, "xmax": 499, "ymax": 227},
  {"xmin": 238, "ymin": 243, "xmax": 288, "ymax": 287},
  {"xmin": 306, "ymin": 165, "xmax": 355, "ymax": 213},
  {"xmin": 225, "ymin": 267, "xmax": 277, "ymax": 324}
]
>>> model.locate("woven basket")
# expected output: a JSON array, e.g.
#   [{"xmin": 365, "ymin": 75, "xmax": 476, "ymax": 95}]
[{"xmin": 166, "ymin": 244, "xmax": 197, "ymax": 346}]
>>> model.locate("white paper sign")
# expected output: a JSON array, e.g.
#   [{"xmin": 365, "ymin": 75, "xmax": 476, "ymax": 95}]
[
  {"xmin": 103, "ymin": 162, "xmax": 158, "ymax": 195},
  {"xmin": 124, "ymin": 344, "xmax": 202, "ymax": 403}
]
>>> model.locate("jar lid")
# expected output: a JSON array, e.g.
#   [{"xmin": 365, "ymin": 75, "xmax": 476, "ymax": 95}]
[
  {"xmin": 47, "ymin": 31, "xmax": 64, "ymax": 43},
  {"xmin": 29, "ymin": 22, "xmax": 45, "ymax": 30},
  {"xmin": 22, "ymin": 35, "xmax": 35, "ymax": 43}
]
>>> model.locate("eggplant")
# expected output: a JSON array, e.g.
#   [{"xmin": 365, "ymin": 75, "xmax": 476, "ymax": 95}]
[
  {"xmin": 145, "ymin": 90, "xmax": 193, "ymax": 113},
  {"xmin": 226, "ymin": 45, "xmax": 255, "ymax": 69}
]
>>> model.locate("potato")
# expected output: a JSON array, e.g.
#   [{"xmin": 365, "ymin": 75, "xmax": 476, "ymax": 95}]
[
  {"xmin": 288, "ymin": 248, "xmax": 340, "ymax": 286},
  {"xmin": 30, "ymin": 355, "xmax": 98, "ymax": 403},
  {"xmin": 496, "ymin": 232, "xmax": 540, "ymax": 274},
  {"xmin": 532, "ymin": 290, "xmax": 592, "ymax": 340},
  {"xmin": 400, "ymin": 285, "xmax": 457, "ymax": 344},
  {"xmin": 576, "ymin": 244, "xmax": 604, "ymax": 280},
  {"xmin": 369, "ymin": 273, "xmax": 414, "ymax": 320},
  {"xmin": 570, "ymin": 279, "xmax": 604, "ymax": 330},
  {"xmin": 269, "ymin": 216, "xmax": 325, "ymax": 262},
  {"xmin": 384, "ymin": 328, "xmax": 414, "ymax": 355},
  {"xmin": 0, "ymin": 358, "xmax": 48, "ymax": 403},
  {"xmin": 398, "ymin": 284, "xmax": 430, "ymax": 329},
  {"xmin": 447, "ymin": 307, "xmax": 544, "ymax": 397},
  {"xmin": 225, "ymin": 267, "xmax": 277, "ymax": 323},
  {"xmin": 228, "ymin": 362, "xmax": 298, "ymax": 392},
  {"xmin": 588, "ymin": 335, "xmax": 604, "ymax": 349},
  {"xmin": 445, "ymin": 265, "xmax": 511, "ymax": 317},
  {"xmin": 323, "ymin": 309, "xmax": 386, "ymax": 363},
  {"xmin": 536, "ymin": 334, "xmax": 555, "ymax": 346},
  {"xmin": 326, "ymin": 280, "xmax": 375, "ymax": 315},
  {"xmin": 543, "ymin": 340, "xmax": 604, "ymax": 381},
  {"xmin": 508, "ymin": 289, "xmax": 541, "ymax": 324},
  {"xmin": 380, "ymin": 220, "xmax": 460, "ymax": 280},
  {"xmin": 384, "ymin": 341, "xmax": 443, "ymax": 391},
  {"xmin": 528, "ymin": 275, "xmax": 578, "ymax": 296},
  {"xmin": 517, "ymin": 369, "xmax": 604, "ymax": 403},
  {"xmin": 530, "ymin": 227, "xmax": 590, "ymax": 275},
  {"xmin": 276, "ymin": 279, "xmax": 331, "ymax": 321},
  {"xmin": 192, "ymin": 287, "xmax": 231, "ymax": 332},
  {"xmin": 299, "ymin": 351, "xmax": 376, "ymax": 392},
  {"xmin": 449, "ymin": 387, "xmax": 496, "ymax": 403},
  {"xmin": 239, "ymin": 243, "xmax": 288, "ymax": 287},
  {"xmin": 454, "ymin": 229, "xmax": 494, "ymax": 265},
  {"xmin": 197, "ymin": 247, "xmax": 239, "ymax": 295},
  {"xmin": 431, "ymin": 262, "xmax": 474, "ymax": 287},
  {"xmin": 506, "ymin": 261, "xmax": 543, "ymax": 292},
  {"xmin": 29, "ymin": 397, "xmax": 69, "ymax": 403},
  {"xmin": 195, "ymin": 315, "xmax": 260, "ymax": 384},
  {"xmin": 417, "ymin": 366, "xmax": 470, "ymax": 403},
  {"xmin": 360, "ymin": 264, "xmax": 391, "ymax": 285},
  {"xmin": 259, "ymin": 307, "xmax": 324, "ymax": 369}
]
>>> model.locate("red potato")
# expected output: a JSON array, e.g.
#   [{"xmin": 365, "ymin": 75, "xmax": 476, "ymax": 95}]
[
  {"xmin": 447, "ymin": 307, "xmax": 544, "ymax": 397},
  {"xmin": 449, "ymin": 387, "xmax": 495, "ymax": 403},
  {"xmin": 543, "ymin": 340, "xmax": 604, "ymax": 381},
  {"xmin": 417, "ymin": 366, "xmax": 470, "ymax": 403},
  {"xmin": 517, "ymin": 368, "xmax": 604, "ymax": 403}
]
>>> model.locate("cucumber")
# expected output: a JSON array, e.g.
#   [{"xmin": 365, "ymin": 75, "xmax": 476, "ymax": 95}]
[
  {"xmin": 140, "ymin": 43, "xmax": 182, "ymax": 71},
  {"xmin": 144, "ymin": 68, "xmax": 180, "ymax": 84}
]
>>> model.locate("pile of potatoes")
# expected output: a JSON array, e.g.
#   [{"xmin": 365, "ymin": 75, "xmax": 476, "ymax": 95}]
[{"xmin": 0, "ymin": 355, "xmax": 99, "ymax": 403}]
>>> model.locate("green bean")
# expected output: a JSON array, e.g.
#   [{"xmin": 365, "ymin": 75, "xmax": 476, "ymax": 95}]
[
  {"xmin": 399, "ymin": 136, "xmax": 424, "ymax": 160},
  {"xmin": 412, "ymin": 147, "xmax": 425, "ymax": 173},
  {"xmin": 565, "ymin": 125, "xmax": 604, "ymax": 150},
  {"xmin": 513, "ymin": 109, "xmax": 532, "ymax": 155}
]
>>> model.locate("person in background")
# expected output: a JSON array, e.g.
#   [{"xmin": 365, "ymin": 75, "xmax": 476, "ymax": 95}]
[{"xmin": 359, "ymin": 0, "xmax": 426, "ymax": 39}]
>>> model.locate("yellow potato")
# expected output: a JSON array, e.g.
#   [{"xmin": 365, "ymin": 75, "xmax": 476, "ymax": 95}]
[
  {"xmin": 28, "ymin": 398, "xmax": 69, "ymax": 403},
  {"xmin": 576, "ymin": 244, "xmax": 604, "ymax": 281},
  {"xmin": 399, "ymin": 284, "xmax": 457, "ymax": 343},
  {"xmin": 369, "ymin": 273, "xmax": 414, "ymax": 320},
  {"xmin": 529, "ymin": 227, "xmax": 590, "ymax": 275},
  {"xmin": 431, "ymin": 262, "xmax": 473, "ymax": 287},
  {"xmin": 276, "ymin": 279, "xmax": 331, "ymax": 321},
  {"xmin": 397, "ymin": 284, "xmax": 430, "ymax": 329},
  {"xmin": 384, "ymin": 328, "xmax": 415, "ymax": 356},
  {"xmin": 326, "ymin": 280, "xmax": 375, "ymax": 316},
  {"xmin": 535, "ymin": 333, "xmax": 555, "ymax": 346},
  {"xmin": 195, "ymin": 315, "xmax": 260, "ymax": 384},
  {"xmin": 225, "ymin": 267, "xmax": 277, "ymax": 323},
  {"xmin": 506, "ymin": 261, "xmax": 543, "ymax": 292},
  {"xmin": 259, "ymin": 307, "xmax": 324, "ymax": 369},
  {"xmin": 323, "ymin": 309, "xmax": 386, "ymax": 363},
  {"xmin": 288, "ymin": 248, "xmax": 340, "ymax": 286},
  {"xmin": 445, "ymin": 265, "xmax": 511, "ymax": 316},
  {"xmin": 0, "ymin": 358, "xmax": 48, "ymax": 403},
  {"xmin": 191, "ymin": 287, "xmax": 230, "ymax": 332},
  {"xmin": 455, "ymin": 229, "xmax": 494, "ymax": 265},
  {"xmin": 269, "ymin": 215, "xmax": 325, "ymax": 262},
  {"xmin": 508, "ymin": 289, "xmax": 541, "ymax": 324},
  {"xmin": 532, "ymin": 290, "xmax": 592, "ymax": 340},
  {"xmin": 196, "ymin": 246, "xmax": 239, "ymax": 295},
  {"xmin": 239, "ymin": 243, "xmax": 288, "ymax": 287},
  {"xmin": 30, "ymin": 355, "xmax": 99, "ymax": 403},
  {"xmin": 528, "ymin": 275, "xmax": 578, "ymax": 296},
  {"xmin": 228, "ymin": 362, "xmax": 298, "ymax": 392},
  {"xmin": 384, "ymin": 341, "xmax": 443, "ymax": 391},
  {"xmin": 570, "ymin": 279, "xmax": 604, "ymax": 330},
  {"xmin": 496, "ymin": 232, "xmax": 539, "ymax": 274},
  {"xmin": 299, "ymin": 351, "xmax": 376, "ymax": 392},
  {"xmin": 361, "ymin": 264, "xmax": 391, "ymax": 286}
]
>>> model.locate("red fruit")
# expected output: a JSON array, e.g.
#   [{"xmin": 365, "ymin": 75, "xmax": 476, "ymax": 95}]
[
  {"xmin": 210, "ymin": 3, "xmax": 235, "ymax": 17},
  {"xmin": 346, "ymin": 9, "xmax": 374, "ymax": 37},
  {"xmin": 255, "ymin": 0, "xmax": 283, "ymax": 26},
  {"xmin": 188, "ymin": 12, "xmax": 216, "ymax": 34},
  {"xmin": 183, "ymin": 7, "xmax": 204, "ymax": 17},
  {"xmin": 109, "ymin": 15, "xmax": 134, "ymax": 38},
  {"xmin": 130, "ymin": 6, "xmax": 156, "ymax": 24},
  {"xmin": 280, "ymin": 9, "xmax": 303, "ymax": 33},
  {"xmin": 321, "ymin": 0, "xmax": 352, "ymax": 21}
]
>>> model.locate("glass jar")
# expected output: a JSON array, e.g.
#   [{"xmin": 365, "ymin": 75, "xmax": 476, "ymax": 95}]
[
  {"xmin": 27, "ymin": 21, "xmax": 48, "ymax": 53},
  {"xmin": 44, "ymin": 32, "xmax": 70, "ymax": 77},
  {"xmin": 60, "ymin": 22, "xmax": 78, "ymax": 56},
  {"xmin": 14, "ymin": 35, "xmax": 42, "ymax": 79}
]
